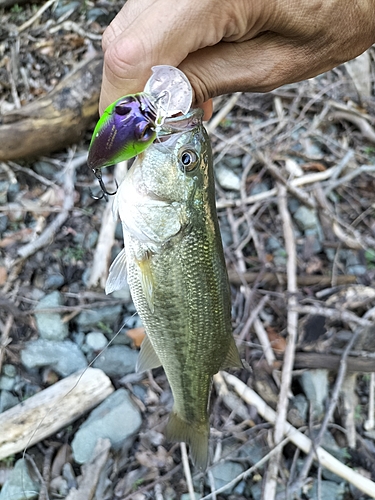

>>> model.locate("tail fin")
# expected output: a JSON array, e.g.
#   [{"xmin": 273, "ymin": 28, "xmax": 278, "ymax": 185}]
[{"xmin": 165, "ymin": 411, "xmax": 209, "ymax": 469}]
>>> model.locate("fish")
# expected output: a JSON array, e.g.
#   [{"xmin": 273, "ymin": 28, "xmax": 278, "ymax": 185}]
[
  {"xmin": 87, "ymin": 93, "xmax": 157, "ymax": 170},
  {"xmin": 105, "ymin": 108, "xmax": 242, "ymax": 468}
]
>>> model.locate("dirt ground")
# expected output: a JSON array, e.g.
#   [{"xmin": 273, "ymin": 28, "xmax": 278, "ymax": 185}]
[{"xmin": 2, "ymin": 1, "xmax": 375, "ymax": 499}]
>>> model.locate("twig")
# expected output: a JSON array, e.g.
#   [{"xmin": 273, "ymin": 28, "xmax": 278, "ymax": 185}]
[
  {"xmin": 324, "ymin": 164, "xmax": 375, "ymax": 195},
  {"xmin": 223, "ymin": 372, "xmax": 375, "ymax": 498},
  {"xmin": 17, "ymin": 153, "xmax": 76, "ymax": 260},
  {"xmin": 88, "ymin": 161, "xmax": 128, "ymax": 289},
  {"xmin": 200, "ymin": 437, "xmax": 291, "ymax": 500},
  {"xmin": 364, "ymin": 373, "xmax": 375, "ymax": 431},
  {"xmin": 264, "ymin": 183, "xmax": 298, "ymax": 499},
  {"xmin": 180, "ymin": 442, "xmax": 195, "ymax": 500},
  {"xmin": 287, "ymin": 328, "xmax": 360, "ymax": 497},
  {"xmin": 292, "ymin": 304, "xmax": 372, "ymax": 328},
  {"xmin": 18, "ymin": 0, "xmax": 57, "ymax": 32},
  {"xmin": 0, "ymin": 315, "xmax": 13, "ymax": 374},
  {"xmin": 206, "ymin": 93, "xmax": 242, "ymax": 134},
  {"xmin": 237, "ymin": 295, "xmax": 269, "ymax": 344},
  {"xmin": 216, "ymin": 168, "xmax": 337, "ymax": 208},
  {"xmin": 252, "ymin": 316, "xmax": 275, "ymax": 368},
  {"xmin": 228, "ymin": 270, "xmax": 357, "ymax": 287}
]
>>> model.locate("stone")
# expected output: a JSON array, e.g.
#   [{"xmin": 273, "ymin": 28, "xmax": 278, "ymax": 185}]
[
  {"xmin": 21, "ymin": 339, "xmax": 87, "ymax": 377},
  {"xmin": 76, "ymin": 305, "xmax": 122, "ymax": 331},
  {"xmin": 72, "ymin": 388, "xmax": 142, "ymax": 463},
  {"xmin": 3, "ymin": 364, "xmax": 16, "ymax": 377},
  {"xmin": 85, "ymin": 332, "xmax": 108, "ymax": 351},
  {"xmin": 300, "ymin": 369, "xmax": 328, "ymax": 420},
  {"xmin": 93, "ymin": 345, "xmax": 138, "ymax": 377},
  {"xmin": 310, "ymin": 480, "xmax": 345, "ymax": 500},
  {"xmin": 34, "ymin": 291, "xmax": 68, "ymax": 341},
  {"xmin": 0, "ymin": 375, "xmax": 15, "ymax": 391},
  {"xmin": 44, "ymin": 273, "xmax": 65, "ymax": 291},
  {"xmin": 0, "ymin": 390, "xmax": 19, "ymax": 412},
  {"xmin": 209, "ymin": 461, "xmax": 244, "ymax": 494},
  {"xmin": 0, "ymin": 459, "xmax": 40, "ymax": 500},
  {"xmin": 215, "ymin": 163, "xmax": 241, "ymax": 191},
  {"xmin": 293, "ymin": 206, "xmax": 320, "ymax": 231}
]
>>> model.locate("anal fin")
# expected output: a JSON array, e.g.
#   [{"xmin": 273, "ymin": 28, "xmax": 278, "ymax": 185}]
[{"xmin": 136, "ymin": 335, "xmax": 162, "ymax": 372}]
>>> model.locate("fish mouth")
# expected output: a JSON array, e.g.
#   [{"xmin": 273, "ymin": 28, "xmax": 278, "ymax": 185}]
[{"xmin": 157, "ymin": 108, "xmax": 204, "ymax": 139}]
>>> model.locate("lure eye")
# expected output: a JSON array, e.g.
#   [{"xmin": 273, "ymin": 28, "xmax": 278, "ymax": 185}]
[
  {"xmin": 179, "ymin": 149, "xmax": 198, "ymax": 172},
  {"xmin": 115, "ymin": 96, "xmax": 136, "ymax": 115}
]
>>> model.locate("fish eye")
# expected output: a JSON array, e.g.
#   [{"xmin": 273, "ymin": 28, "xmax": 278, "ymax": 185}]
[{"xmin": 179, "ymin": 149, "xmax": 198, "ymax": 172}]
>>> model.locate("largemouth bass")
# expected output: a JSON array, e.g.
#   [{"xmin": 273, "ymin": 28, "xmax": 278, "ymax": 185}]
[{"xmin": 106, "ymin": 108, "xmax": 242, "ymax": 468}]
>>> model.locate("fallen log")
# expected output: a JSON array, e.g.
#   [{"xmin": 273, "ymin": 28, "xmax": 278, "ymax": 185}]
[
  {"xmin": 0, "ymin": 54, "xmax": 103, "ymax": 161},
  {"xmin": 0, "ymin": 367, "xmax": 114, "ymax": 460}
]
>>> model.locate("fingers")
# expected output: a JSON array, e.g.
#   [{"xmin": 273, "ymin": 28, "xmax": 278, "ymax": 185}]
[{"xmin": 179, "ymin": 29, "xmax": 375, "ymax": 105}]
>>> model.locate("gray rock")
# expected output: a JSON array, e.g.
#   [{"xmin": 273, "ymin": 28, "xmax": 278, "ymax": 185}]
[
  {"xmin": 76, "ymin": 305, "xmax": 122, "ymax": 331},
  {"xmin": 300, "ymin": 369, "xmax": 328, "ymax": 419},
  {"xmin": 310, "ymin": 480, "xmax": 345, "ymax": 500},
  {"xmin": 266, "ymin": 236, "xmax": 282, "ymax": 253},
  {"xmin": 209, "ymin": 461, "xmax": 244, "ymax": 494},
  {"xmin": 21, "ymin": 339, "xmax": 87, "ymax": 377},
  {"xmin": 290, "ymin": 394, "xmax": 309, "ymax": 423},
  {"xmin": 72, "ymin": 388, "xmax": 142, "ymax": 463},
  {"xmin": 44, "ymin": 273, "xmax": 65, "ymax": 290},
  {"xmin": 0, "ymin": 458, "xmax": 40, "ymax": 500},
  {"xmin": 249, "ymin": 181, "xmax": 270, "ymax": 196},
  {"xmin": 0, "ymin": 390, "xmax": 19, "ymax": 412},
  {"xmin": 293, "ymin": 206, "xmax": 320, "ymax": 231},
  {"xmin": 180, "ymin": 493, "xmax": 200, "ymax": 500},
  {"xmin": 93, "ymin": 345, "xmax": 138, "ymax": 377},
  {"xmin": 0, "ymin": 375, "xmax": 15, "ymax": 391},
  {"xmin": 3, "ymin": 364, "xmax": 16, "ymax": 377},
  {"xmin": 34, "ymin": 291, "xmax": 69, "ymax": 341},
  {"xmin": 85, "ymin": 332, "xmax": 108, "ymax": 351},
  {"xmin": 0, "ymin": 214, "xmax": 8, "ymax": 234},
  {"xmin": 215, "ymin": 163, "xmax": 241, "ymax": 191}
]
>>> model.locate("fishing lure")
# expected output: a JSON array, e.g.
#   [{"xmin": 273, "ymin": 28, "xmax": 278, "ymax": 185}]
[{"xmin": 87, "ymin": 66, "xmax": 193, "ymax": 175}]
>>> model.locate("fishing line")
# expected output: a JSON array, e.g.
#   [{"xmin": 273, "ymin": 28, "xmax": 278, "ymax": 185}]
[{"xmin": 19, "ymin": 312, "xmax": 137, "ymax": 499}]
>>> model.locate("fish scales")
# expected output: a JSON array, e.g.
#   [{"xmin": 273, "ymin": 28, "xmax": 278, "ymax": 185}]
[{"xmin": 107, "ymin": 109, "xmax": 242, "ymax": 468}]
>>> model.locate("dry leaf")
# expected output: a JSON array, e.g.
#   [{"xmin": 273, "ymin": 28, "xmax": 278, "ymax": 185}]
[
  {"xmin": 126, "ymin": 327, "xmax": 146, "ymax": 348},
  {"xmin": 266, "ymin": 327, "xmax": 286, "ymax": 353},
  {"xmin": 0, "ymin": 228, "xmax": 33, "ymax": 247},
  {"xmin": 302, "ymin": 162, "xmax": 327, "ymax": 172}
]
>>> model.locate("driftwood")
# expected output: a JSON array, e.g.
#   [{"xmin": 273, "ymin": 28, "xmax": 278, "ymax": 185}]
[
  {"xmin": 0, "ymin": 54, "xmax": 103, "ymax": 161},
  {"xmin": 0, "ymin": 367, "xmax": 114, "ymax": 460}
]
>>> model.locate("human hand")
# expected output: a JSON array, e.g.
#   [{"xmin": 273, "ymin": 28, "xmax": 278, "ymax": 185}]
[{"xmin": 99, "ymin": 0, "xmax": 375, "ymax": 119}]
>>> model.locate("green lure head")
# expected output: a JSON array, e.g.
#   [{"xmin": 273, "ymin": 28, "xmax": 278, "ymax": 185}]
[{"xmin": 87, "ymin": 93, "xmax": 158, "ymax": 170}]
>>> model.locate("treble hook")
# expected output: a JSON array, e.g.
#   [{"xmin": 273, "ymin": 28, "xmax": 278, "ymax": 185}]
[{"xmin": 90, "ymin": 168, "xmax": 118, "ymax": 201}]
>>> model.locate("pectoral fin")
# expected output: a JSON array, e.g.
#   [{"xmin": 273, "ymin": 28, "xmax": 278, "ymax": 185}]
[
  {"xmin": 221, "ymin": 338, "xmax": 243, "ymax": 370},
  {"xmin": 136, "ymin": 335, "xmax": 162, "ymax": 372},
  {"xmin": 136, "ymin": 253, "xmax": 155, "ymax": 312},
  {"xmin": 105, "ymin": 248, "xmax": 127, "ymax": 294}
]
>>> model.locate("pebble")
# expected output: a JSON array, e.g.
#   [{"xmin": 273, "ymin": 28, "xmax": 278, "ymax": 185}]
[
  {"xmin": 85, "ymin": 332, "xmax": 108, "ymax": 351},
  {"xmin": 180, "ymin": 493, "xmax": 200, "ymax": 500},
  {"xmin": 215, "ymin": 163, "xmax": 241, "ymax": 191},
  {"xmin": 293, "ymin": 206, "xmax": 320, "ymax": 232},
  {"xmin": 310, "ymin": 480, "xmax": 345, "ymax": 500},
  {"xmin": 0, "ymin": 375, "xmax": 15, "ymax": 391},
  {"xmin": 209, "ymin": 461, "xmax": 245, "ymax": 494},
  {"xmin": 0, "ymin": 458, "xmax": 40, "ymax": 500},
  {"xmin": 34, "ymin": 291, "xmax": 69, "ymax": 341},
  {"xmin": 3, "ymin": 364, "xmax": 16, "ymax": 377},
  {"xmin": 21, "ymin": 339, "xmax": 87, "ymax": 377},
  {"xmin": 71, "ymin": 388, "xmax": 142, "ymax": 463},
  {"xmin": 76, "ymin": 304, "xmax": 122, "ymax": 331},
  {"xmin": 0, "ymin": 214, "xmax": 8, "ymax": 235},
  {"xmin": 249, "ymin": 181, "xmax": 270, "ymax": 196},
  {"xmin": 0, "ymin": 390, "xmax": 19, "ymax": 412},
  {"xmin": 300, "ymin": 369, "xmax": 328, "ymax": 419},
  {"xmin": 44, "ymin": 273, "xmax": 65, "ymax": 291},
  {"xmin": 93, "ymin": 345, "xmax": 138, "ymax": 377}
]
